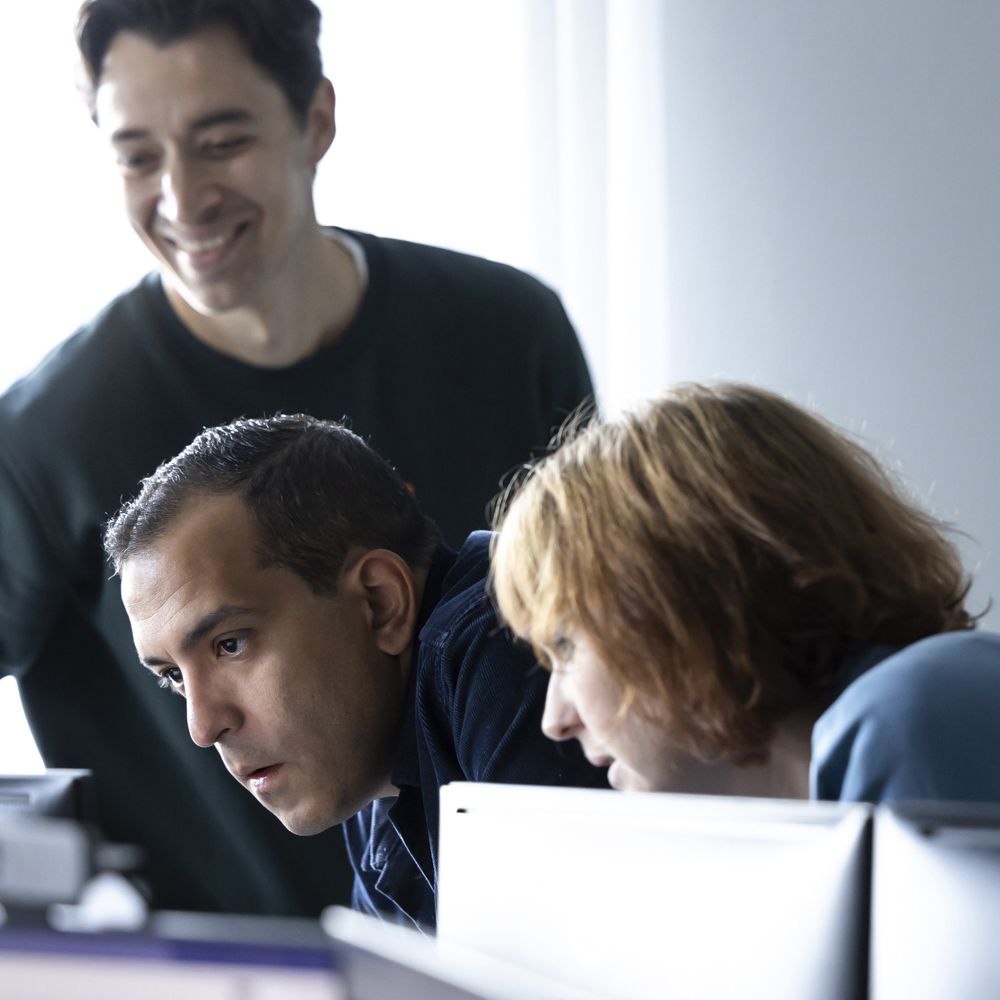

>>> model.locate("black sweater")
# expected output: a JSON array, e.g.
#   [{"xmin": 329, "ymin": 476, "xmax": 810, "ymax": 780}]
[{"xmin": 0, "ymin": 229, "xmax": 592, "ymax": 917}]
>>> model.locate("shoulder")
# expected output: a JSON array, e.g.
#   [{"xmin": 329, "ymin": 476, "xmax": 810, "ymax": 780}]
[
  {"xmin": 417, "ymin": 531, "xmax": 536, "ymax": 695},
  {"xmin": 353, "ymin": 229, "xmax": 555, "ymax": 294},
  {"xmin": 345, "ymin": 229, "xmax": 572, "ymax": 331},
  {"xmin": 0, "ymin": 276, "xmax": 157, "ymax": 428},
  {"xmin": 419, "ymin": 532, "xmax": 498, "ymax": 652},
  {"xmin": 335, "ymin": 230, "xmax": 591, "ymax": 416},
  {"xmin": 833, "ymin": 631, "xmax": 1000, "ymax": 714},
  {"xmin": 812, "ymin": 631, "xmax": 1000, "ymax": 803},
  {"xmin": 0, "ymin": 275, "xmax": 170, "ymax": 529},
  {"xmin": 412, "ymin": 532, "xmax": 603, "ymax": 788}
]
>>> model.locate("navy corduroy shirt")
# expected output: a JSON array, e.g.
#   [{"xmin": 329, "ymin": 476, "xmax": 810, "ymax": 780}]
[{"xmin": 343, "ymin": 531, "xmax": 608, "ymax": 930}]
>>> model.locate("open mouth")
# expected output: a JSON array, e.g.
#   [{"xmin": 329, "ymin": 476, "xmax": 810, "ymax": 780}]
[
  {"xmin": 163, "ymin": 221, "xmax": 251, "ymax": 273},
  {"xmin": 245, "ymin": 763, "xmax": 282, "ymax": 790},
  {"xmin": 175, "ymin": 232, "xmax": 230, "ymax": 254}
]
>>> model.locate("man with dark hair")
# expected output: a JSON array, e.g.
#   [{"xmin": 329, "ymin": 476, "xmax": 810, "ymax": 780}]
[
  {"xmin": 76, "ymin": 0, "xmax": 325, "ymax": 125},
  {"xmin": 0, "ymin": 0, "xmax": 592, "ymax": 918},
  {"xmin": 105, "ymin": 414, "xmax": 606, "ymax": 930}
]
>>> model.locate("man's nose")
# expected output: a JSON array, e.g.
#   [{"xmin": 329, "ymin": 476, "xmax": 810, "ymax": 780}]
[
  {"xmin": 186, "ymin": 674, "xmax": 241, "ymax": 748},
  {"xmin": 541, "ymin": 672, "xmax": 582, "ymax": 742},
  {"xmin": 158, "ymin": 154, "xmax": 221, "ymax": 227}
]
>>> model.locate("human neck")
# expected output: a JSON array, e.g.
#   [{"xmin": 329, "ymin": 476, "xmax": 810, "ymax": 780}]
[
  {"xmin": 740, "ymin": 708, "xmax": 817, "ymax": 800},
  {"xmin": 164, "ymin": 229, "xmax": 363, "ymax": 368},
  {"xmin": 666, "ymin": 709, "xmax": 816, "ymax": 800}
]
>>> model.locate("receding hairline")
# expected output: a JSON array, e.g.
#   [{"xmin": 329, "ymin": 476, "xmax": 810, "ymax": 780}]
[{"xmin": 109, "ymin": 484, "xmax": 251, "ymax": 572}]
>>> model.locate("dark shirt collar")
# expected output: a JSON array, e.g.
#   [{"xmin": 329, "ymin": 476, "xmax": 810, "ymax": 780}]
[
  {"xmin": 358, "ymin": 543, "xmax": 458, "ymax": 927},
  {"xmin": 390, "ymin": 543, "xmax": 458, "ymax": 792},
  {"xmin": 830, "ymin": 641, "xmax": 898, "ymax": 700}
]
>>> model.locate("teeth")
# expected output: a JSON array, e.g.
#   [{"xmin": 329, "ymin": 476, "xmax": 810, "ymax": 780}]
[{"xmin": 175, "ymin": 232, "xmax": 231, "ymax": 254}]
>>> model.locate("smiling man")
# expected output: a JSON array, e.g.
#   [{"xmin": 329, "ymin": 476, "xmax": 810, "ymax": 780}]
[
  {"xmin": 0, "ymin": 0, "xmax": 591, "ymax": 919},
  {"xmin": 104, "ymin": 414, "xmax": 606, "ymax": 930},
  {"xmin": 92, "ymin": 16, "xmax": 355, "ymax": 363}
]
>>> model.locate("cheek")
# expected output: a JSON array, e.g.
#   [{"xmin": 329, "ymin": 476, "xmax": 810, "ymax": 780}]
[
  {"xmin": 268, "ymin": 638, "xmax": 339, "ymax": 729},
  {"xmin": 575, "ymin": 668, "xmax": 629, "ymax": 736},
  {"xmin": 123, "ymin": 183, "xmax": 157, "ymax": 231},
  {"xmin": 266, "ymin": 654, "xmax": 315, "ymax": 719},
  {"xmin": 231, "ymin": 147, "xmax": 301, "ymax": 202},
  {"xmin": 620, "ymin": 714, "xmax": 681, "ymax": 787}
]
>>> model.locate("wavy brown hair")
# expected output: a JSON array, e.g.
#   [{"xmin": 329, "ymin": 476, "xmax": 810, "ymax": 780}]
[{"xmin": 491, "ymin": 383, "xmax": 977, "ymax": 764}]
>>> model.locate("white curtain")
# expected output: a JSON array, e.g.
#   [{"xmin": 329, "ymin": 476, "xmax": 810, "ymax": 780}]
[
  {"xmin": 550, "ymin": 0, "xmax": 672, "ymax": 415},
  {"xmin": 320, "ymin": 0, "xmax": 672, "ymax": 415}
]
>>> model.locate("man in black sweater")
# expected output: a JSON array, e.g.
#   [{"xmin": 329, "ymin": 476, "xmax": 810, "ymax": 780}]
[{"xmin": 0, "ymin": 0, "xmax": 591, "ymax": 917}]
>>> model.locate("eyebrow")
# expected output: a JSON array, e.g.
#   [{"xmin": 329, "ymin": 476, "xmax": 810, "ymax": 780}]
[
  {"xmin": 111, "ymin": 108, "xmax": 257, "ymax": 144},
  {"xmin": 139, "ymin": 604, "xmax": 254, "ymax": 668}
]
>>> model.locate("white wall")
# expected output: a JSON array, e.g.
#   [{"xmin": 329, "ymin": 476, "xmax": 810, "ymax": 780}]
[{"xmin": 657, "ymin": 0, "xmax": 999, "ymax": 626}]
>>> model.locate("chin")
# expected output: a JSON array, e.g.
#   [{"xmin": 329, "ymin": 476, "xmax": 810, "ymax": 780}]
[
  {"xmin": 174, "ymin": 280, "xmax": 245, "ymax": 316},
  {"xmin": 278, "ymin": 816, "xmax": 336, "ymax": 837},
  {"xmin": 276, "ymin": 808, "xmax": 338, "ymax": 837},
  {"xmin": 261, "ymin": 775, "xmax": 384, "ymax": 833},
  {"xmin": 608, "ymin": 760, "xmax": 652, "ymax": 792}
]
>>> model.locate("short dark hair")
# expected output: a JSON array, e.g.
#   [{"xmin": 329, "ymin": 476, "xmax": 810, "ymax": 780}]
[
  {"xmin": 104, "ymin": 414, "xmax": 441, "ymax": 593},
  {"xmin": 76, "ymin": 0, "xmax": 324, "ymax": 124}
]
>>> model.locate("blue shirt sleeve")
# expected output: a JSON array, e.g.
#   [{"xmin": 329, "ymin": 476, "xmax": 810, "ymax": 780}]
[{"xmin": 812, "ymin": 631, "xmax": 1000, "ymax": 804}]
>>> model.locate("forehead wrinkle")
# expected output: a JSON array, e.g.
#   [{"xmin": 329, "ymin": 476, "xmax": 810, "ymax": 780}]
[
  {"xmin": 124, "ymin": 558, "xmax": 204, "ymax": 657},
  {"xmin": 125, "ymin": 568, "xmax": 196, "ymax": 626},
  {"xmin": 123, "ymin": 493, "xmax": 275, "ymax": 657}
]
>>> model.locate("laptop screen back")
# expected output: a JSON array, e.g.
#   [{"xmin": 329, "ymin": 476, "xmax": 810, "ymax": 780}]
[
  {"xmin": 870, "ymin": 802, "xmax": 1000, "ymax": 1000},
  {"xmin": 438, "ymin": 783, "xmax": 871, "ymax": 1000}
]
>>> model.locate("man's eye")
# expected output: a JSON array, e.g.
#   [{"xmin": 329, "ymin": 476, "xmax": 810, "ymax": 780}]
[
  {"xmin": 117, "ymin": 151, "xmax": 158, "ymax": 174},
  {"xmin": 156, "ymin": 668, "xmax": 183, "ymax": 694},
  {"xmin": 204, "ymin": 137, "xmax": 251, "ymax": 158},
  {"xmin": 216, "ymin": 636, "xmax": 246, "ymax": 657}
]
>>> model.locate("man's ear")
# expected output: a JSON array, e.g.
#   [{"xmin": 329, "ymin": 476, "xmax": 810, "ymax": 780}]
[
  {"xmin": 348, "ymin": 550, "xmax": 418, "ymax": 657},
  {"xmin": 305, "ymin": 77, "xmax": 336, "ymax": 167}
]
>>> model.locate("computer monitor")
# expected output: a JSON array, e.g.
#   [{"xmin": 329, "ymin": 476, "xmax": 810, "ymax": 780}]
[
  {"xmin": 438, "ymin": 783, "xmax": 872, "ymax": 1000},
  {"xmin": 0, "ymin": 770, "xmax": 104, "ymax": 909},
  {"xmin": 0, "ymin": 769, "xmax": 97, "ymax": 823},
  {"xmin": 870, "ymin": 802, "xmax": 1000, "ymax": 1000}
]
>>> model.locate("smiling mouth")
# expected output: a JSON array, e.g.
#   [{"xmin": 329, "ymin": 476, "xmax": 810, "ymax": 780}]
[
  {"xmin": 174, "ymin": 231, "xmax": 230, "ymax": 254},
  {"xmin": 161, "ymin": 221, "xmax": 251, "ymax": 270}
]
